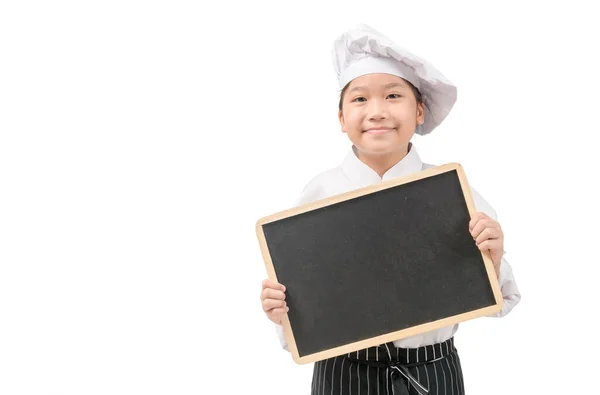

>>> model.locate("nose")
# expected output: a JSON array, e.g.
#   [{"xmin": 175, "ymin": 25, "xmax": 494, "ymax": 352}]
[{"xmin": 367, "ymin": 99, "xmax": 388, "ymax": 121}]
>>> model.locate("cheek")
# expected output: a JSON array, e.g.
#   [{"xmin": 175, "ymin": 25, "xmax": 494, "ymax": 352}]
[
  {"xmin": 393, "ymin": 108, "xmax": 418, "ymax": 125},
  {"xmin": 344, "ymin": 111, "xmax": 364, "ymax": 130}
]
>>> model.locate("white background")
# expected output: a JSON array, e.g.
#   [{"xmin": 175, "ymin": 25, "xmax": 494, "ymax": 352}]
[{"xmin": 1, "ymin": 1, "xmax": 599, "ymax": 394}]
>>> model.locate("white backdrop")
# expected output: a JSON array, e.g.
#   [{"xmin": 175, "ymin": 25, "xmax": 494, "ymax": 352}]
[{"xmin": 1, "ymin": 1, "xmax": 599, "ymax": 394}]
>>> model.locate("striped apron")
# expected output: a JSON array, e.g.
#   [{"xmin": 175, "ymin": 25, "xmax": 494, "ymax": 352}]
[{"xmin": 311, "ymin": 337, "xmax": 465, "ymax": 395}]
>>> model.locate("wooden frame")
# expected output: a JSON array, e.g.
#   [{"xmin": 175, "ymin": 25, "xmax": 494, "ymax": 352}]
[{"xmin": 256, "ymin": 163, "xmax": 503, "ymax": 364}]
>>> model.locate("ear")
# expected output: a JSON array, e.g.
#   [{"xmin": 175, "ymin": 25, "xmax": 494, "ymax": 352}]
[
  {"xmin": 416, "ymin": 102, "xmax": 425, "ymax": 125},
  {"xmin": 338, "ymin": 109, "xmax": 346, "ymax": 133}
]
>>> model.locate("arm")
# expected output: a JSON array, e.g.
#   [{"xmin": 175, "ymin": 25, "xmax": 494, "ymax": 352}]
[
  {"xmin": 487, "ymin": 253, "xmax": 521, "ymax": 317},
  {"xmin": 469, "ymin": 187, "xmax": 522, "ymax": 318}
]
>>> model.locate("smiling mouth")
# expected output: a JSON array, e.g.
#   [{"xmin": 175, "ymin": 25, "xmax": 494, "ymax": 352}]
[{"xmin": 364, "ymin": 128, "xmax": 395, "ymax": 134}]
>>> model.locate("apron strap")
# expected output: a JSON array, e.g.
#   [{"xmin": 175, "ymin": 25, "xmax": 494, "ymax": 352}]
[{"xmin": 389, "ymin": 364, "xmax": 430, "ymax": 395}]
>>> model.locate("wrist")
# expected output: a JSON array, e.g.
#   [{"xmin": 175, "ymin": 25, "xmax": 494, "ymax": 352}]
[{"xmin": 493, "ymin": 261, "xmax": 501, "ymax": 279}]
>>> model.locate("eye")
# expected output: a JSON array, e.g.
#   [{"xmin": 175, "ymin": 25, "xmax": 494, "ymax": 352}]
[
  {"xmin": 351, "ymin": 97, "xmax": 367, "ymax": 103},
  {"xmin": 387, "ymin": 93, "xmax": 402, "ymax": 99}
]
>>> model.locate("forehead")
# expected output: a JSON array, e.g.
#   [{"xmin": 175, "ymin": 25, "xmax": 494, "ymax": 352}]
[{"xmin": 346, "ymin": 73, "xmax": 410, "ymax": 92}]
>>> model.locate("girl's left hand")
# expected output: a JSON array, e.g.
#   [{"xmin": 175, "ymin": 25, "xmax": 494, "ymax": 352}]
[{"xmin": 469, "ymin": 212, "xmax": 503, "ymax": 278}]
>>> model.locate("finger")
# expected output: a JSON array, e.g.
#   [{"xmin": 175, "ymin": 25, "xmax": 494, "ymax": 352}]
[
  {"xmin": 262, "ymin": 279, "xmax": 286, "ymax": 292},
  {"xmin": 261, "ymin": 288, "xmax": 286, "ymax": 301},
  {"xmin": 470, "ymin": 219, "xmax": 498, "ymax": 239},
  {"xmin": 269, "ymin": 307, "xmax": 290, "ymax": 316},
  {"xmin": 262, "ymin": 278, "xmax": 284, "ymax": 290},
  {"xmin": 475, "ymin": 228, "xmax": 502, "ymax": 245},
  {"xmin": 469, "ymin": 212, "xmax": 489, "ymax": 230},
  {"xmin": 473, "ymin": 219, "xmax": 503, "ymax": 240},
  {"xmin": 470, "ymin": 219, "xmax": 487, "ymax": 238},
  {"xmin": 263, "ymin": 298, "xmax": 286, "ymax": 311},
  {"xmin": 478, "ymin": 240, "xmax": 502, "ymax": 251}
]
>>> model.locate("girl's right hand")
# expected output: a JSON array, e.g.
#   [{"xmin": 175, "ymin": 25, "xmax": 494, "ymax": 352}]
[{"xmin": 261, "ymin": 279, "xmax": 289, "ymax": 325}]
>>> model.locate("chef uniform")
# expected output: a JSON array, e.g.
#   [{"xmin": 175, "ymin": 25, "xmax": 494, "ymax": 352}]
[{"xmin": 275, "ymin": 24, "xmax": 521, "ymax": 395}]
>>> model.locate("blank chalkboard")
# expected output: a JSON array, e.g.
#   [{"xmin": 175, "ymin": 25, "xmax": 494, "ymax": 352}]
[{"xmin": 256, "ymin": 163, "xmax": 503, "ymax": 365}]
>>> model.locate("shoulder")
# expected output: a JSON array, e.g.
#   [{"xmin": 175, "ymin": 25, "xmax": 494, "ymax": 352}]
[
  {"xmin": 293, "ymin": 166, "xmax": 344, "ymax": 207},
  {"xmin": 422, "ymin": 162, "xmax": 498, "ymax": 219}
]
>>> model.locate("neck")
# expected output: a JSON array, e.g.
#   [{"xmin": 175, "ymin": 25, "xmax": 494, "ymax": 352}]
[{"xmin": 354, "ymin": 144, "xmax": 410, "ymax": 178}]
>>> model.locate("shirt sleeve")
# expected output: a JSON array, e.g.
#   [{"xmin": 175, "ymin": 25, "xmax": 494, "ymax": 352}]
[
  {"xmin": 487, "ymin": 254, "xmax": 521, "ymax": 317},
  {"xmin": 469, "ymin": 187, "xmax": 522, "ymax": 318},
  {"xmin": 275, "ymin": 322, "xmax": 289, "ymax": 351}
]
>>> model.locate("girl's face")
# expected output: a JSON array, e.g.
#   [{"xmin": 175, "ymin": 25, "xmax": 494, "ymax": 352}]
[{"xmin": 338, "ymin": 73, "xmax": 424, "ymax": 157}]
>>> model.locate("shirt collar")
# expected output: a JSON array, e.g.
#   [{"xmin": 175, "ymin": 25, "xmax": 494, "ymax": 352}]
[{"xmin": 341, "ymin": 142, "xmax": 424, "ymax": 186}]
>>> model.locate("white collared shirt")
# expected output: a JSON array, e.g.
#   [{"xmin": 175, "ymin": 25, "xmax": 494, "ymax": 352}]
[{"xmin": 276, "ymin": 143, "xmax": 521, "ymax": 350}]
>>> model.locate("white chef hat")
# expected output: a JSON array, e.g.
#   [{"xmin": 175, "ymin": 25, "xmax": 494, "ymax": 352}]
[{"xmin": 332, "ymin": 24, "xmax": 457, "ymax": 136}]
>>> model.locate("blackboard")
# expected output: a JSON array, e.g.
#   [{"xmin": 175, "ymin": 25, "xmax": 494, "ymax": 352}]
[{"xmin": 256, "ymin": 163, "xmax": 503, "ymax": 364}]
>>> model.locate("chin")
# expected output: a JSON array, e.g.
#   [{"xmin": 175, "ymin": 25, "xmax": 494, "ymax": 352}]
[
  {"xmin": 360, "ymin": 140, "xmax": 411, "ymax": 155},
  {"xmin": 362, "ymin": 138, "xmax": 400, "ymax": 149},
  {"xmin": 357, "ymin": 144, "xmax": 397, "ymax": 155}
]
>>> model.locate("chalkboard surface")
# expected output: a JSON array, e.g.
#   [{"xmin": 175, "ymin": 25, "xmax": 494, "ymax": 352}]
[{"xmin": 256, "ymin": 163, "xmax": 503, "ymax": 364}]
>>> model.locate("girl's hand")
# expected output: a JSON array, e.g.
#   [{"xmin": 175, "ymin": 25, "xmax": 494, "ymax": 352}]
[
  {"xmin": 469, "ymin": 212, "xmax": 503, "ymax": 278},
  {"xmin": 260, "ymin": 279, "xmax": 289, "ymax": 325}
]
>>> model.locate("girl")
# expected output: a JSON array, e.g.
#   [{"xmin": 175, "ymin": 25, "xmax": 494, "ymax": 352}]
[{"xmin": 260, "ymin": 24, "xmax": 521, "ymax": 395}]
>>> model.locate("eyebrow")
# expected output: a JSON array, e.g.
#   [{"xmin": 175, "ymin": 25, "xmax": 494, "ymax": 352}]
[{"xmin": 347, "ymin": 82, "xmax": 408, "ymax": 94}]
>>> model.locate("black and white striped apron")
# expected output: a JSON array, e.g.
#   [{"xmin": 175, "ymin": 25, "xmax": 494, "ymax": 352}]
[{"xmin": 311, "ymin": 337, "xmax": 464, "ymax": 395}]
